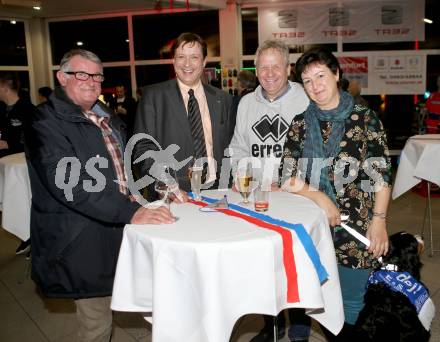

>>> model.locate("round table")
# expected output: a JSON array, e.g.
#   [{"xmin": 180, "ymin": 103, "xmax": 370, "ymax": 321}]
[
  {"xmin": 0, "ymin": 152, "xmax": 31, "ymax": 241},
  {"xmin": 392, "ymin": 134, "xmax": 440, "ymax": 256},
  {"xmin": 111, "ymin": 189, "xmax": 343, "ymax": 342}
]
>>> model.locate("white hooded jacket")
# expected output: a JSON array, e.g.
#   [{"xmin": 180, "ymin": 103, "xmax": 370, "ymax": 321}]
[{"xmin": 229, "ymin": 81, "xmax": 309, "ymax": 184}]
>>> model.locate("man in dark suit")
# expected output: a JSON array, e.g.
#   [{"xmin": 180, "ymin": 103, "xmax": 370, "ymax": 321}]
[
  {"xmin": 109, "ymin": 84, "xmax": 137, "ymax": 137},
  {"xmin": 134, "ymin": 32, "xmax": 234, "ymax": 199}
]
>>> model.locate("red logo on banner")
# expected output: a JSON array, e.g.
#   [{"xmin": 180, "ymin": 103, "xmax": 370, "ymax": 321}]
[{"xmin": 338, "ymin": 57, "xmax": 368, "ymax": 74}]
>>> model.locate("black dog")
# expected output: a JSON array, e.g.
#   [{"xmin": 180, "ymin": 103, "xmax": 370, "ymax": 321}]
[{"xmin": 355, "ymin": 231, "xmax": 434, "ymax": 341}]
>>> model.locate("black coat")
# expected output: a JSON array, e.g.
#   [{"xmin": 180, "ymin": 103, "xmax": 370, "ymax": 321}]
[
  {"xmin": 25, "ymin": 87, "xmax": 140, "ymax": 299},
  {"xmin": 0, "ymin": 97, "xmax": 37, "ymax": 157}
]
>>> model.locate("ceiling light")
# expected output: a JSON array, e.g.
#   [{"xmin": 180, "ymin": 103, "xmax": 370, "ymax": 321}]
[
  {"xmin": 0, "ymin": 0, "xmax": 41, "ymax": 8},
  {"xmin": 423, "ymin": 18, "xmax": 433, "ymax": 24},
  {"xmin": 10, "ymin": 20, "xmax": 17, "ymax": 24},
  {"xmin": 76, "ymin": 41, "xmax": 83, "ymax": 46},
  {"xmin": 33, "ymin": 5, "xmax": 40, "ymax": 10}
]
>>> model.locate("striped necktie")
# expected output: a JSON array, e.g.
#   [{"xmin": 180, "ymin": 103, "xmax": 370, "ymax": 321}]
[{"xmin": 187, "ymin": 89, "xmax": 207, "ymax": 159}]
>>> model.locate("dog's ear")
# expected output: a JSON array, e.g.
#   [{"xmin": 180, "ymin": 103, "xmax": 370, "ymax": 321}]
[{"xmin": 387, "ymin": 232, "xmax": 422, "ymax": 279}]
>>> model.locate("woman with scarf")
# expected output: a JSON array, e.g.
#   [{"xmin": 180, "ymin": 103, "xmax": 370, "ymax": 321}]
[{"xmin": 279, "ymin": 48, "xmax": 392, "ymax": 341}]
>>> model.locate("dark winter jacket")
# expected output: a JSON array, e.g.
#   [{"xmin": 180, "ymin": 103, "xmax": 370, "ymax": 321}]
[{"xmin": 24, "ymin": 87, "xmax": 140, "ymax": 299}]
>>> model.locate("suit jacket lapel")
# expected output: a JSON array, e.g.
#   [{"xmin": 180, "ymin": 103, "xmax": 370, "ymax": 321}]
[
  {"xmin": 170, "ymin": 80, "xmax": 193, "ymax": 139},
  {"xmin": 204, "ymin": 84, "xmax": 222, "ymax": 161}
]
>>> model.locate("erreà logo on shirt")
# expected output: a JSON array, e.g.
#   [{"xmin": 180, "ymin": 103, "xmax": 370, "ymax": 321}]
[{"xmin": 252, "ymin": 114, "xmax": 289, "ymax": 142}]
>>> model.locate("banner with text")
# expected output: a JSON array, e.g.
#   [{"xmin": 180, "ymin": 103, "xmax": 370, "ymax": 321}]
[
  {"xmin": 258, "ymin": 0, "xmax": 424, "ymax": 45},
  {"xmin": 368, "ymin": 52, "xmax": 426, "ymax": 95},
  {"xmin": 337, "ymin": 52, "xmax": 426, "ymax": 95},
  {"xmin": 338, "ymin": 57, "xmax": 369, "ymax": 88}
]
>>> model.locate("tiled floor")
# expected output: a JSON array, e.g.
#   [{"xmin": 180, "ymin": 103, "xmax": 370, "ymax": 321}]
[{"xmin": 0, "ymin": 191, "xmax": 439, "ymax": 342}]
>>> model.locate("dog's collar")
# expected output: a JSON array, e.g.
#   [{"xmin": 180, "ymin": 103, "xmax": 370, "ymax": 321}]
[
  {"xmin": 381, "ymin": 263, "xmax": 399, "ymax": 271},
  {"xmin": 368, "ymin": 270, "xmax": 434, "ymax": 331},
  {"xmin": 368, "ymin": 270, "xmax": 429, "ymax": 313}
]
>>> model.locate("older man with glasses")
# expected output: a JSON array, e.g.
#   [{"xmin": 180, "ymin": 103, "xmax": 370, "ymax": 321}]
[{"xmin": 24, "ymin": 49, "xmax": 175, "ymax": 342}]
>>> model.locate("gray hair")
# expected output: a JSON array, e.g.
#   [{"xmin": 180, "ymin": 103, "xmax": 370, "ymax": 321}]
[
  {"xmin": 59, "ymin": 49, "xmax": 103, "ymax": 73},
  {"xmin": 254, "ymin": 40, "xmax": 290, "ymax": 67}
]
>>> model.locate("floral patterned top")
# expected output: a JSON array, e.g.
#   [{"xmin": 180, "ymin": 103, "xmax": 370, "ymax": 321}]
[{"xmin": 280, "ymin": 104, "xmax": 392, "ymax": 269}]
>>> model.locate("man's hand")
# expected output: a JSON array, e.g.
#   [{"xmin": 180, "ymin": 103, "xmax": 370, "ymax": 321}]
[
  {"xmin": 0, "ymin": 140, "xmax": 9, "ymax": 150},
  {"xmin": 130, "ymin": 206, "xmax": 176, "ymax": 224},
  {"xmin": 116, "ymin": 106, "xmax": 127, "ymax": 115},
  {"xmin": 270, "ymin": 182, "xmax": 281, "ymax": 192}
]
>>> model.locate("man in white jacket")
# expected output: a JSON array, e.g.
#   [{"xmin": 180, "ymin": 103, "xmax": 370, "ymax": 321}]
[
  {"xmin": 229, "ymin": 40, "xmax": 310, "ymax": 341},
  {"xmin": 229, "ymin": 40, "xmax": 309, "ymax": 190}
]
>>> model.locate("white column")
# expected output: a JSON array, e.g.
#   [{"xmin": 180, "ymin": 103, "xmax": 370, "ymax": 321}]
[
  {"xmin": 219, "ymin": 2, "xmax": 242, "ymax": 69},
  {"xmin": 28, "ymin": 18, "xmax": 51, "ymax": 104}
]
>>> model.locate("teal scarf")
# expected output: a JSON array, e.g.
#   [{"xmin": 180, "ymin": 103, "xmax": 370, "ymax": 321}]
[{"xmin": 302, "ymin": 91, "xmax": 354, "ymax": 203}]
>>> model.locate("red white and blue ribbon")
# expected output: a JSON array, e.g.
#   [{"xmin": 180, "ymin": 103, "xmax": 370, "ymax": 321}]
[{"xmin": 188, "ymin": 193, "xmax": 329, "ymax": 303}]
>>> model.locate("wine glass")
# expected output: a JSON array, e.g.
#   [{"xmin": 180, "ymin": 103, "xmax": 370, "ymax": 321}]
[
  {"xmin": 154, "ymin": 164, "xmax": 179, "ymax": 215},
  {"xmin": 188, "ymin": 157, "xmax": 203, "ymax": 201},
  {"xmin": 236, "ymin": 162, "xmax": 254, "ymax": 205},
  {"xmin": 154, "ymin": 179, "xmax": 170, "ymax": 208}
]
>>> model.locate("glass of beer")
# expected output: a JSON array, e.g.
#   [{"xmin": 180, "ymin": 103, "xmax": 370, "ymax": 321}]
[
  {"xmin": 154, "ymin": 164, "xmax": 179, "ymax": 217},
  {"xmin": 188, "ymin": 158, "xmax": 203, "ymax": 201},
  {"xmin": 236, "ymin": 163, "xmax": 254, "ymax": 205}
]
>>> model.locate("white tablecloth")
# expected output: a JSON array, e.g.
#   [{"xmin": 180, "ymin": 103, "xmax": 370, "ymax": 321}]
[
  {"xmin": 0, "ymin": 153, "xmax": 31, "ymax": 241},
  {"xmin": 111, "ymin": 190, "xmax": 344, "ymax": 342},
  {"xmin": 392, "ymin": 135, "xmax": 440, "ymax": 199}
]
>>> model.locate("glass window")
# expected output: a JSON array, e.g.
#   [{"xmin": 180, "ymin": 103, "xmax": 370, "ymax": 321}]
[
  {"xmin": 243, "ymin": 60, "xmax": 255, "ymax": 69},
  {"xmin": 101, "ymin": 66, "xmax": 132, "ymax": 91},
  {"xmin": 346, "ymin": 56, "xmax": 440, "ymax": 150},
  {"xmin": 49, "ymin": 17, "xmax": 129, "ymax": 63},
  {"xmin": 0, "ymin": 20, "xmax": 28, "ymax": 66},
  {"xmin": 427, "ymin": 55, "xmax": 440, "ymax": 92},
  {"xmin": 242, "ymin": 8, "xmax": 259, "ymax": 55},
  {"xmin": 53, "ymin": 66, "xmax": 131, "ymax": 94},
  {"xmin": 99, "ymin": 66, "xmax": 133, "ymax": 104},
  {"xmin": 136, "ymin": 62, "xmax": 221, "ymax": 88},
  {"xmin": 14, "ymin": 71, "xmax": 31, "ymax": 101},
  {"xmin": 0, "ymin": 71, "xmax": 31, "ymax": 102},
  {"xmin": 136, "ymin": 64, "xmax": 175, "ymax": 87},
  {"xmin": 353, "ymin": 95, "xmax": 415, "ymax": 150},
  {"xmin": 423, "ymin": 5, "xmax": 440, "ymax": 50},
  {"xmin": 133, "ymin": 11, "xmax": 220, "ymax": 60},
  {"xmin": 380, "ymin": 95, "xmax": 415, "ymax": 149}
]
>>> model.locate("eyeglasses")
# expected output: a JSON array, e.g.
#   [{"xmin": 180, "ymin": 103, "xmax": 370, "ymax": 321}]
[{"xmin": 64, "ymin": 71, "xmax": 105, "ymax": 83}]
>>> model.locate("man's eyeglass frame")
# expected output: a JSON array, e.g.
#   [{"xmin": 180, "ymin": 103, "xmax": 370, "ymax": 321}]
[{"xmin": 64, "ymin": 71, "xmax": 105, "ymax": 83}]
